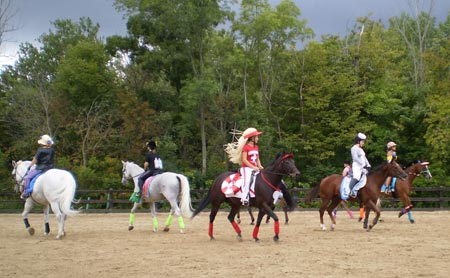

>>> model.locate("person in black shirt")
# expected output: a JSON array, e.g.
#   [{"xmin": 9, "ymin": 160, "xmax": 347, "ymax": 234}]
[
  {"xmin": 21, "ymin": 134, "xmax": 55, "ymax": 199},
  {"xmin": 136, "ymin": 140, "xmax": 163, "ymax": 197}
]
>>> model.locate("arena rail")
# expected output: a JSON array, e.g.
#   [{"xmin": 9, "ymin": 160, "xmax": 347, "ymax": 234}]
[{"xmin": 0, "ymin": 187, "xmax": 449, "ymax": 213}]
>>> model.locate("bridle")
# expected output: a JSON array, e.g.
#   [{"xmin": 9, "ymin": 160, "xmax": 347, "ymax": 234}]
[{"xmin": 259, "ymin": 153, "xmax": 296, "ymax": 191}]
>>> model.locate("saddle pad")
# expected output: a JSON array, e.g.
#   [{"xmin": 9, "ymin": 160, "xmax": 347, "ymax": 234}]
[
  {"xmin": 143, "ymin": 176, "xmax": 155, "ymax": 198},
  {"xmin": 29, "ymin": 173, "xmax": 44, "ymax": 193},
  {"xmin": 221, "ymin": 172, "xmax": 256, "ymax": 199},
  {"xmin": 340, "ymin": 176, "xmax": 351, "ymax": 200}
]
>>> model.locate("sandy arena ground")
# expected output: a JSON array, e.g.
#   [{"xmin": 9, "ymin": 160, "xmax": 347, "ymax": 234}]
[{"xmin": 1, "ymin": 210, "xmax": 449, "ymax": 278}]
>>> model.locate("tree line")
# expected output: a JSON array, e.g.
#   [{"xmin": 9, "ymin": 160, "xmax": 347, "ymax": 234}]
[{"xmin": 0, "ymin": 0, "xmax": 448, "ymax": 191}]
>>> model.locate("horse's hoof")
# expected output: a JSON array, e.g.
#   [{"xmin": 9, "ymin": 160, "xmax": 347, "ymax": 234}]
[
  {"xmin": 398, "ymin": 212, "xmax": 403, "ymax": 218},
  {"xmin": 320, "ymin": 224, "xmax": 326, "ymax": 231},
  {"xmin": 330, "ymin": 224, "xmax": 336, "ymax": 231},
  {"xmin": 250, "ymin": 221, "xmax": 254, "ymax": 225},
  {"xmin": 409, "ymin": 219, "xmax": 415, "ymax": 224},
  {"xmin": 28, "ymin": 227, "xmax": 35, "ymax": 236},
  {"xmin": 44, "ymin": 232, "xmax": 49, "ymax": 236},
  {"xmin": 273, "ymin": 235, "xmax": 279, "ymax": 242},
  {"xmin": 128, "ymin": 226, "xmax": 134, "ymax": 231},
  {"xmin": 163, "ymin": 227, "xmax": 170, "ymax": 232},
  {"xmin": 237, "ymin": 234, "xmax": 243, "ymax": 242},
  {"xmin": 210, "ymin": 236, "xmax": 215, "ymax": 241},
  {"xmin": 358, "ymin": 217, "xmax": 363, "ymax": 222},
  {"xmin": 254, "ymin": 238, "xmax": 260, "ymax": 243},
  {"xmin": 179, "ymin": 229, "xmax": 185, "ymax": 234}
]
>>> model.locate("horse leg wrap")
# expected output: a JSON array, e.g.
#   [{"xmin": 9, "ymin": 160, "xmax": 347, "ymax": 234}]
[
  {"xmin": 208, "ymin": 223, "xmax": 214, "ymax": 238},
  {"xmin": 177, "ymin": 216, "xmax": 185, "ymax": 230},
  {"xmin": 45, "ymin": 223, "xmax": 50, "ymax": 234},
  {"xmin": 231, "ymin": 221, "xmax": 241, "ymax": 234},
  {"xmin": 252, "ymin": 226, "xmax": 260, "ymax": 239},
  {"xmin": 24, "ymin": 218, "xmax": 30, "ymax": 229},
  {"xmin": 274, "ymin": 220, "xmax": 280, "ymax": 236},
  {"xmin": 359, "ymin": 208, "xmax": 364, "ymax": 219},
  {"xmin": 129, "ymin": 213, "xmax": 135, "ymax": 225},
  {"xmin": 152, "ymin": 217, "xmax": 159, "ymax": 230},
  {"xmin": 165, "ymin": 214, "xmax": 173, "ymax": 227}
]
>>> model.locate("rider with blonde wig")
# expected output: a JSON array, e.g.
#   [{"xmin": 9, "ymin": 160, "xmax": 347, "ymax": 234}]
[{"xmin": 225, "ymin": 128, "xmax": 264, "ymax": 205}]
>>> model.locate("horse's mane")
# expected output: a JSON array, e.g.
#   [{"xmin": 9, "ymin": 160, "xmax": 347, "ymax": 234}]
[
  {"xmin": 367, "ymin": 161, "xmax": 389, "ymax": 175},
  {"xmin": 266, "ymin": 153, "xmax": 284, "ymax": 168}
]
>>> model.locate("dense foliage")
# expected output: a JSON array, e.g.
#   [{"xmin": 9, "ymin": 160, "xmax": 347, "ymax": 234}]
[{"xmin": 1, "ymin": 0, "xmax": 448, "ymax": 193}]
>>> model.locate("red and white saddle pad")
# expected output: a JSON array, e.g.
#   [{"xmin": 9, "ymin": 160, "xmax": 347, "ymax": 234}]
[{"xmin": 221, "ymin": 173, "xmax": 256, "ymax": 199}]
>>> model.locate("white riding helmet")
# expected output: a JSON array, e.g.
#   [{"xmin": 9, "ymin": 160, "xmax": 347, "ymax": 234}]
[
  {"xmin": 357, "ymin": 132, "xmax": 366, "ymax": 140},
  {"xmin": 387, "ymin": 141, "xmax": 397, "ymax": 149}
]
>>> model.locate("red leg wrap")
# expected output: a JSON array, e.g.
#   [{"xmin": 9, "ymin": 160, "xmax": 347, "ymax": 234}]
[
  {"xmin": 231, "ymin": 221, "xmax": 241, "ymax": 234},
  {"xmin": 274, "ymin": 220, "xmax": 280, "ymax": 235},
  {"xmin": 208, "ymin": 222, "xmax": 213, "ymax": 238},
  {"xmin": 252, "ymin": 226, "xmax": 260, "ymax": 239}
]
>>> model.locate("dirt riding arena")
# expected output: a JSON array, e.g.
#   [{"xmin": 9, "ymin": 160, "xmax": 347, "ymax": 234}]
[{"xmin": 1, "ymin": 210, "xmax": 449, "ymax": 278}]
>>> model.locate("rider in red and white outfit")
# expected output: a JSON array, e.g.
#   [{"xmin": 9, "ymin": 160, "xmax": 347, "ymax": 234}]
[
  {"xmin": 224, "ymin": 127, "xmax": 264, "ymax": 205},
  {"xmin": 240, "ymin": 128, "xmax": 264, "ymax": 205}
]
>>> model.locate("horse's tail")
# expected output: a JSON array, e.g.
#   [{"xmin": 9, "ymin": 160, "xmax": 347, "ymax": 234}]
[
  {"xmin": 59, "ymin": 171, "xmax": 80, "ymax": 217},
  {"xmin": 305, "ymin": 181, "xmax": 321, "ymax": 204},
  {"xmin": 176, "ymin": 174, "xmax": 194, "ymax": 218},
  {"xmin": 192, "ymin": 188, "xmax": 211, "ymax": 219},
  {"xmin": 280, "ymin": 182, "xmax": 296, "ymax": 211}
]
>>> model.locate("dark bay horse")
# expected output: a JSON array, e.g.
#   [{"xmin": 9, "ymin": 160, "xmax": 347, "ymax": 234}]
[
  {"xmin": 305, "ymin": 160, "xmax": 408, "ymax": 231},
  {"xmin": 375, "ymin": 161, "xmax": 432, "ymax": 223},
  {"xmin": 192, "ymin": 153, "xmax": 300, "ymax": 242}
]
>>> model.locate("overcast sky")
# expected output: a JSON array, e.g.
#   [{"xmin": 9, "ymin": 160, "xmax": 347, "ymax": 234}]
[{"xmin": 1, "ymin": 0, "xmax": 449, "ymax": 67}]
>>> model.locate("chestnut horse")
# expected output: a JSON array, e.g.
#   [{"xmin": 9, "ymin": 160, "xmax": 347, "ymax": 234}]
[
  {"xmin": 375, "ymin": 161, "xmax": 432, "ymax": 223},
  {"xmin": 305, "ymin": 160, "xmax": 407, "ymax": 231},
  {"xmin": 192, "ymin": 153, "xmax": 300, "ymax": 242}
]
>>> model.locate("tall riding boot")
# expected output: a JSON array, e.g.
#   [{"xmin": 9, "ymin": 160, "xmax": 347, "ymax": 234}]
[{"xmin": 349, "ymin": 178, "xmax": 358, "ymax": 197}]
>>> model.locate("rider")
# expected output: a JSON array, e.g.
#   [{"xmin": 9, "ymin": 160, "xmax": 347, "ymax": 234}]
[
  {"xmin": 342, "ymin": 160, "xmax": 353, "ymax": 177},
  {"xmin": 136, "ymin": 140, "xmax": 163, "ymax": 198},
  {"xmin": 224, "ymin": 127, "xmax": 264, "ymax": 205},
  {"xmin": 349, "ymin": 133, "xmax": 371, "ymax": 198},
  {"xmin": 383, "ymin": 141, "xmax": 398, "ymax": 193},
  {"xmin": 21, "ymin": 134, "xmax": 55, "ymax": 199}
]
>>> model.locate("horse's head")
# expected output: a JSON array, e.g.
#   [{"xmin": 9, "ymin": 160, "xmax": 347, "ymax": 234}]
[
  {"xmin": 413, "ymin": 161, "xmax": 432, "ymax": 180},
  {"xmin": 388, "ymin": 160, "xmax": 408, "ymax": 180},
  {"xmin": 271, "ymin": 153, "xmax": 301, "ymax": 179},
  {"xmin": 121, "ymin": 161, "xmax": 131, "ymax": 186},
  {"xmin": 11, "ymin": 160, "xmax": 31, "ymax": 193}
]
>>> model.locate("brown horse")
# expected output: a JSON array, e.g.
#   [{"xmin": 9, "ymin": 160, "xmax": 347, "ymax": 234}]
[
  {"xmin": 375, "ymin": 161, "xmax": 432, "ymax": 223},
  {"xmin": 192, "ymin": 153, "xmax": 300, "ymax": 242},
  {"xmin": 305, "ymin": 160, "xmax": 408, "ymax": 231}
]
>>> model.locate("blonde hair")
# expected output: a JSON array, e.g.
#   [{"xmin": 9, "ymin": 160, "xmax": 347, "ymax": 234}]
[{"xmin": 224, "ymin": 131, "xmax": 248, "ymax": 165}]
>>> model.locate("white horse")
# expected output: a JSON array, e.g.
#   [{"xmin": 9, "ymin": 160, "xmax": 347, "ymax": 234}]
[
  {"xmin": 121, "ymin": 161, "xmax": 193, "ymax": 233},
  {"xmin": 12, "ymin": 160, "xmax": 78, "ymax": 239}
]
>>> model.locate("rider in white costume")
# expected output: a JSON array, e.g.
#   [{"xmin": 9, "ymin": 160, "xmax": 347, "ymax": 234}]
[{"xmin": 349, "ymin": 133, "xmax": 371, "ymax": 197}]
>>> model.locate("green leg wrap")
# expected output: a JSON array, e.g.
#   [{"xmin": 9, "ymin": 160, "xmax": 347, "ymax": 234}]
[
  {"xmin": 129, "ymin": 213, "xmax": 135, "ymax": 225},
  {"xmin": 165, "ymin": 214, "xmax": 173, "ymax": 227},
  {"xmin": 178, "ymin": 216, "xmax": 185, "ymax": 230},
  {"xmin": 152, "ymin": 217, "xmax": 159, "ymax": 230},
  {"xmin": 129, "ymin": 192, "xmax": 140, "ymax": 203}
]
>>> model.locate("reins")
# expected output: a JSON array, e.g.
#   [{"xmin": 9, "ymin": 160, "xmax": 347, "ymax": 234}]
[{"xmin": 260, "ymin": 171, "xmax": 281, "ymax": 192}]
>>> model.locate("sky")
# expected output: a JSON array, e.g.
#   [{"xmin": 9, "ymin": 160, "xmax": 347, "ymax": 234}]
[{"xmin": 1, "ymin": 0, "xmax": 449, "ymax": 67}]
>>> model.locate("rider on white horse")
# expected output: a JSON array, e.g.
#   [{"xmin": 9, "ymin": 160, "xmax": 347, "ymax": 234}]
[
  {"xmin": 21, "ymin": 134, "xmax": 55, "ymax": 199},
  {"xmin": 136, "ymin": 140, "xmax": 163, "ymax": 198}
]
